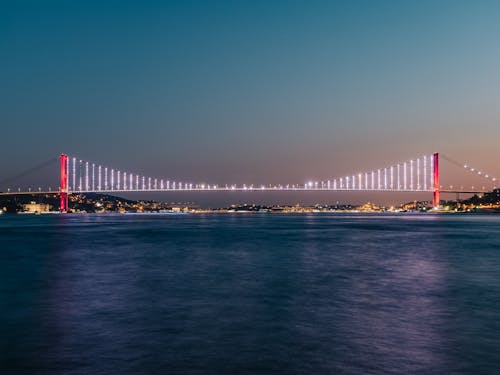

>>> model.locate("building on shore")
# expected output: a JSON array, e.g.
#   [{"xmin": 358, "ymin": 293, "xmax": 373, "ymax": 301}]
[{"xmin": 22, "ymin": 202, "xmax": 51, "ymax": 213}]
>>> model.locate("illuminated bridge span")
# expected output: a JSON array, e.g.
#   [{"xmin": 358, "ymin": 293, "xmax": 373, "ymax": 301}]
[
  {"xmin": 1, "ymin": 153, "xmax": 497, "ymax": 212},
  {"xmin": 54, "ymin": 152, "xmax": 498, "ymax": 212}
]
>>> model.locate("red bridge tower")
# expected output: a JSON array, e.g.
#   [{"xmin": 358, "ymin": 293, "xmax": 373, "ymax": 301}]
[
  {"xmin": 433, "ymin": 152, "xmax": 440, "ymax": 208},
  {"xmin": 59, "ymin": 154, "xmax": 69, "ymax": 212}
]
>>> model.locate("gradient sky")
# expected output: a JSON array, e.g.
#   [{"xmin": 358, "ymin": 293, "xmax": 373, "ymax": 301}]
[{"xmin": 1, "ymin": 1, "xmax": 500, "ymax": 204}]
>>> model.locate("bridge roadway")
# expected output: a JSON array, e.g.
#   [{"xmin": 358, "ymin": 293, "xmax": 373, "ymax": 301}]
[{"xmin": 0, "ymin": 188, "xmax": 487, "ymax": 195}]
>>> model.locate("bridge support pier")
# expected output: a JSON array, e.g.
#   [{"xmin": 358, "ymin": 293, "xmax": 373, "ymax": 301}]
[
  {"xmin": 433, "ymin": 152, "xmax": 440, "ymax": 208},
  {"xmin": 59, "ymin": 154, "xmax": 69, "ymax": 212}
]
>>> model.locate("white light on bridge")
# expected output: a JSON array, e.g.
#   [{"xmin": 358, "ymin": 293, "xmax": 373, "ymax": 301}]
[
  {"xmin": 424, "ymin": 156, "xmax": 427, "ymax": 191},
  {"xmin": 403, "ymin": 162, "xmax": 407, "ymax": 190},
  {"xmin": 417, "ymin": 158, "xmax": 420, "ymax": 190},
  {"xmin": 390, "ymin": 166, "xmax": 394, "ymax": 190},
  {"xmin": 78, "ymin": 160, "xmax": 83, "ymax": 192},
  {"xmin": 98, "ymin": 165, "xmax": 102, "ymax": 191},
  {"xmin": 85, "ymin": 162, "xmax": 89, "ymax": 191},
  {"xmin": 397, "ymin": 164, "xmax": 400, "ymax": 190},
  {"xmin": 72, "ymin": 157, "xmax": 76, "ymax": 191},
  {"xmin": 410, "ymin": 160, "xmax": 413, "ymax": 190}
]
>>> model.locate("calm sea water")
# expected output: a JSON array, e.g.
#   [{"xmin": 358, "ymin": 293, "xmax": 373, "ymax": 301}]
[{"xmin": 1, "ymin": 213, "xmax": 500, "ymax": 375}]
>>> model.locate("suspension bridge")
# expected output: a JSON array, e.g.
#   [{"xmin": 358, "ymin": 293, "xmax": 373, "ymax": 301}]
[{"xmin": 0, "ymin": 152, "xmax": 497, "ymax": 212}]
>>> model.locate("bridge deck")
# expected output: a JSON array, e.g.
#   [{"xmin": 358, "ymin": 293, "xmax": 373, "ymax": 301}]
[{"xmin": 0, "ymin": 188, "xmax": 487, "ymax": 196}]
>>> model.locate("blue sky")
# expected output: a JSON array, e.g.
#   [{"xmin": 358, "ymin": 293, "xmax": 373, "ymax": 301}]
[{"xmin": 1, "ymin": 1, "xmax": 499, "ymax": 203}]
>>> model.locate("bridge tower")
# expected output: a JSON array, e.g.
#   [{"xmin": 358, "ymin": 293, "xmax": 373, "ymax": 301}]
[
  {"xmin": 433, "ymin": 152, "xmax": 440, "ymax": 208},
  {"xmin": 59, "ymin": 154, "xmax": 69, "ymax": 212}
]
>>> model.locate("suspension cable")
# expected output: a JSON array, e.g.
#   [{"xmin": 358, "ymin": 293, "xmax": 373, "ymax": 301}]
[{"xmin": 0, "ymin": 157, "xmax": 57, "ymax": 186}]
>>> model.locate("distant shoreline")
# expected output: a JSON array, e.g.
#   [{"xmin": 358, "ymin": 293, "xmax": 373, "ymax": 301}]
[
  {"xmin": 1, "ymin": 191, "xmax": 499, "ymax": 214},
  {"xmin": 3, "ymin": 210, "xmax": 499, "ymax": 216}
]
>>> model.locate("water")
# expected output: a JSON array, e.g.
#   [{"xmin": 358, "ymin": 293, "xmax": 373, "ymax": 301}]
[{"xmin": 1, "ymin": 213, "xmax": 500, "ymax": 374}]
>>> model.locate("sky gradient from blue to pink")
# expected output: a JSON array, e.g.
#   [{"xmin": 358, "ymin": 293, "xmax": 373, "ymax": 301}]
[{"xmin": 1, "ymin": 1, "xmax": 500, "ymax": 204}]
